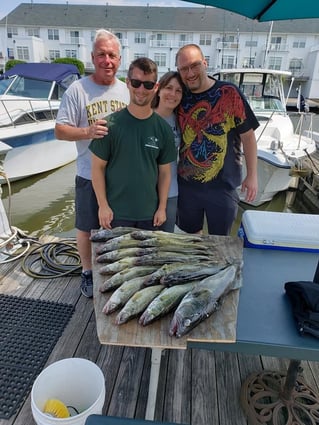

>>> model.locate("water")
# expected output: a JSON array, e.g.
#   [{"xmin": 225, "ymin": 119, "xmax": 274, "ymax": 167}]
[{"xmin": 1, "ymin": 113, "xmax": 318, "ymax": 238}]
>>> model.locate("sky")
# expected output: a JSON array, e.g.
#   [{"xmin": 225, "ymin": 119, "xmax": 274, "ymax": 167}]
[{"xmin": 0, "ymin": 0, "xmax": 203, "ymax": 20}]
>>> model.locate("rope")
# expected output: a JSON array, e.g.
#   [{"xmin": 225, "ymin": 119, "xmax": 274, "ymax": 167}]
[{"xmin": 21, "ymin": 240, "xmax": 82, "ymax": 279}]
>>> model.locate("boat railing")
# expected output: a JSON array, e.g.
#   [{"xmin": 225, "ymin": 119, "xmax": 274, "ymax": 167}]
[{"xmin": 0, "ymin": 97, "xmax": 58, "ymax": 127}]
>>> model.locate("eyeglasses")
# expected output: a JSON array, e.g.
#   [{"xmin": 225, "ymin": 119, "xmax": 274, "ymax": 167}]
[
  {"xmin": 130, "ymin": 79, "xmax": 156, "ymax": 90},
  {"xmin": 178, "ymin": 60, "xmax": 203, "ymax": 74}
]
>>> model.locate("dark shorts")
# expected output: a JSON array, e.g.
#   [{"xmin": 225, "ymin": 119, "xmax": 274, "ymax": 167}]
[
  {"xmin": 111, "ymin": 219, "xmax": 158, "ymax": 231},
  {"xmin": 75, "ymin": 175, "xmax": 99, "ymax": 233},
  {"xmin": 177, "ymin": 179, "xmax": 239, "ymax": 236}
]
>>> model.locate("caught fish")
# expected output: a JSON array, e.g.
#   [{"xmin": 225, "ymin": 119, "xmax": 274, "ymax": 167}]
[
  {"xmin": 139, "ymin": 281, "xmax": 198, "ymax": 326},
  {"xmin": 100, "ymin": 266, "xmax": 158, "ymax": 292},
  {"xmin": 95, "ymin": 237, "xmax": 154, "ymax": 255},
  {"xmin": 169, "ymin": 264, "xmax": 242, "ymax": 338},
  {"xmin": 96, "ymin": 247, "xmax": 155, "ymax": 263},
  {"xmin": 138, "ymin": 238, "xmax": 210, "ymax": 253},
  {"xmin": 116, "ymin": 285, "xmax": 164, "ymax": 325},
  {"xmin": 90, "ymin": 226, "xmax": 136, "ymax": 242},
  {"xmin": 143, "ymin": 262, "xmax": 193, "ymax": 286},
  {"xmin": 99, "ymin": 252, "xmax": 211, "ymax": 274},
  {"xmin": 130, "ymin": 230, "xmax": 204, "ymax": 243},
  {"xmin": 160, "ymin": 263, "xmax": 228, "ymax": 286},
  {"xmin": 103, "ymin": 275, "xmax": 154, "ymax": 314}
]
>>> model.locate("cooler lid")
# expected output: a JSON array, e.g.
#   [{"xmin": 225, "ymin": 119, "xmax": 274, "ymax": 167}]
[{"xmin": 241, "ymin": 210, "xmax": 319, "ymax": 250}]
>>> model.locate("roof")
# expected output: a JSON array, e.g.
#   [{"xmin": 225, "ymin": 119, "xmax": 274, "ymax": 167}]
[
  {"xmin": 1, "ymin": 3, "xmax": 319, "ymax": 34},
  {"xmin": 3, "ymin": 63, "xmax": 80, "ymax": 83}
]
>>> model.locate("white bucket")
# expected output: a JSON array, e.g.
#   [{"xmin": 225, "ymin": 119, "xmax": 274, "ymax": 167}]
[{"xmin": 31, "ymin": 358, "xmax": 105, "ymax": 425}]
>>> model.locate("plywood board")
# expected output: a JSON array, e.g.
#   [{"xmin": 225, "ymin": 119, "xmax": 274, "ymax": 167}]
[{"xmin": 92, "ymin": 233, "xmax": 243, "ymax": 349}]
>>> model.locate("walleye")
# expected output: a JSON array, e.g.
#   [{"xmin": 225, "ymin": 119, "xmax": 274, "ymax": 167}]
[
  {"xmin": 96, "ymin": 247, "xmax": 155, "ymax": 263},
  {"xmin": 103, "ymin": 275, "xmax": 154, "ymax": 314},
  {"xmin": 99, "ymin": 252, "xmax": 211, "ymax": 274},
  {"xmin": 130, "ymin": 230, "xmax": 204, "ymax": 243},
  {"xmin": 139, "ymin": 281, "xmax": 198, "ymax": 326},
  {"xmin": 90, "ymin": 226, "xmax": 136, "ymax": 242},
  {"xmin": 159, "ymin": 263, "xmax": 228, "ymax": 286},
  {"xmin": 169, "ymin": 264, "xmax": 242, "ymax": 338},
  {"xmin": 116, "ymin": 285, "xmax": 164, "ymax": 325},
  {"xmin": 95, "ymin": 234, "xmax": 141, "ymax": 255},
  {"xmin": 100, "ymin": 266, "xmax": 158, "ymax": 292}
]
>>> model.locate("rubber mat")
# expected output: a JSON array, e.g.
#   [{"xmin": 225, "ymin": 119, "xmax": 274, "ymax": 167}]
[{"xmin": 0, "ymin": 294, "xmax": 74, "ymax": 419}]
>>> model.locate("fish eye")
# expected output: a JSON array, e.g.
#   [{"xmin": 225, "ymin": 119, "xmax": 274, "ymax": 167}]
[{"xmin": 184, "ymin": 319, "xmax": 191, "ymax": 327}]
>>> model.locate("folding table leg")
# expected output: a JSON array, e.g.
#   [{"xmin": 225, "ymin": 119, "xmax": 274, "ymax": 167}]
[{"xmin": 145, "ymin": 348, "xmax": 163, "ymax": 421}]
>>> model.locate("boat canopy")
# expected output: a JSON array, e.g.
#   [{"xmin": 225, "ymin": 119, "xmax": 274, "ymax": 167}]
[{"xmin": 2, "ymin": 63, "xmax": 80, "ymax": 87}]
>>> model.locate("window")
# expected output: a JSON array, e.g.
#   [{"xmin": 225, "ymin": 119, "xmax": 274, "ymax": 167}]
[
  {"xmin": 115, "ymin": 32, "xmax": 123, "ymax": 41},
  {"xmin": 7, "ymin": 48, "xmax": 14, "ymax": 59},
  {"xmin": 199, "ymin": 34, "xmax": 211, "ymax": 46},
  {"xmin": 7, "ymin": 27, "xmax": 18, "ymax": 38},
  {"xmin": 268, "ymin": 56, "xmax": 282, "ymax": 70},
  {"xmin": 154, "ymin": 53, "xmax": 166, "ymax": 67},
  {"xmin": 245, "ymin": 40, "xmax": 258, "ymax": 47},
  {"xmin": 69, "ymin": 31, "xmax": 79, "ymax": 44},
  {"xmin": 134, "ymin": 53, "xmax": 146, "ymax": 60},
  {"xmin": 221, "ymin": 55, "xmax": 235, "ymax": 69},
  {"xmin": 17, "ymin": 46, "xmax": 30, "ymax": 60},
  {"xmin": 26, "ymin": 28, "xmax": 40, "ymax": 37},
  {"xmin": 223, "ymin": 35, "xmax": 235, "ymax": 43},
  {"xmin": 179, "ymin": 34, "xmax": 193, "ymax": 46},
  {"xmin": 242, "ymin": 57, "xmax": 256, "ymax": 68},
  {"xmin": 292, "ymin": 39, "xmax": 306, "ymax": 48},
  {"xmin": 204, "ymin": 56, "xmax": 210, "ymax": 67},
  {"xmin": 135, "ymin": 32, "xmax": 146, "ymax": 44},
  {"xmin": 65, "ymin": 49, "xmax": 77, "ymax": 58},
  {"xmin": 49, "ymin": 50, "xmax": 61, "ymax": 60},
  {"xmin": 48, "ymin": 29, "xmax": 59, "ymax": 41},
  {"xmin": 152, "ymin": 33, "xmax": 167, "ymax": 47},
  {"xmin": 289, "ymin": 58, "xmax": 303, "ymax": 75}
]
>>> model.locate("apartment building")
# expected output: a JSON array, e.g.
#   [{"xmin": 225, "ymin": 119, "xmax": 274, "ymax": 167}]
[{"xmin": 0, "ymin": 3, "xmax": 319, "ymax": 99}]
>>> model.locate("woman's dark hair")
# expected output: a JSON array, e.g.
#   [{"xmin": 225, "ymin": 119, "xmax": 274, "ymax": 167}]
[{"xmin": 151, "ymin": 71, "xmax": 184, "ymax": 109}]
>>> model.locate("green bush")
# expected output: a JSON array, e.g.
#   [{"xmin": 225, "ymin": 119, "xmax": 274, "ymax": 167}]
[
  {"xmin": 5, "ymin": 59, "xmax": 26, "ymax": 71},
  {"xmin": 52, "ymin": 58, "xmax": 85, "ymax": 75}
]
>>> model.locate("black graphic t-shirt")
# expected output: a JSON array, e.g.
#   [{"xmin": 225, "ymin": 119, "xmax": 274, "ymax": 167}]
[{"xmin": 177, "ymin": 79, "xmax": 259, "ymax": 189}]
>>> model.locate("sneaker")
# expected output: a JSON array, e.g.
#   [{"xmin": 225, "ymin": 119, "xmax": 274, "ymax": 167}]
[{"xmin": 81, "ymin": 270, "xmax": 93, "ymax": 298}]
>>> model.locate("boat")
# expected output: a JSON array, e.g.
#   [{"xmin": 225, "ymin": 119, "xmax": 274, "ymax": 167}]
[
  {"xmin": 213, "ymin": 68, "xmax": 317, "ymax": 206},
  {"xmin": 0, "ymin": 62, "xmax": 80, "ymax": 183}
]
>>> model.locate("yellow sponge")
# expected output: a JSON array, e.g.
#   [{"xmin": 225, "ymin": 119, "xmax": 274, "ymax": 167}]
[{"xmin": 43, "ymin": 398, "xmax": 70, "ymax": 418}]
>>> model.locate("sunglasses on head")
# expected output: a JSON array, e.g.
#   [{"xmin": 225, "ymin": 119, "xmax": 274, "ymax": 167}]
[{"xmin": 130, "ymin": 79, "xmax": 156, "ymax": 90}]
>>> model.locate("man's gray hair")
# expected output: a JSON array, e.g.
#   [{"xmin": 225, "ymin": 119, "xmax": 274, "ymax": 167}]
[{"xmin": 92, "ymin": 29, "xmax": 122, "ymax": 54}]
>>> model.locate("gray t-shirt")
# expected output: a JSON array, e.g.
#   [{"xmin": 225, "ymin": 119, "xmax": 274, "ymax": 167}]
[
  {"xmin": 163, "ymin": 113, "xmax": 180, "ymax": 198},
  {"xmin": 56, "ymin": 76, "xmax": 129, "ymax": 180}
]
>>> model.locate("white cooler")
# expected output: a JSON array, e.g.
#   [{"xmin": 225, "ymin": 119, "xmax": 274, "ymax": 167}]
[{"xmin": 239, "ymin": 210, "xmax": 319, "ymax": 253}]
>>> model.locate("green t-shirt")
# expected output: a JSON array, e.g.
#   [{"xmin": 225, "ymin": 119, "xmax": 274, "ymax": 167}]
[{"xmin": 89, "ymin": 108, "xmax": 176, "ymax": 221}]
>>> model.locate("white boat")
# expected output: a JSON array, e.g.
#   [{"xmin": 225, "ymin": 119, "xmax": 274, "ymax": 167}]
[
  {"xmin": 0, "ymin": 63, "xmax": 79, "ymax": 183},
  {"xmin": 213, "ymin": 68, "xmax": 317, "ymax": 206}
]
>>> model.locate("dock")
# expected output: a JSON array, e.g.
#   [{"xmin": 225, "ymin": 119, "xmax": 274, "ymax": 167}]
[{"xmin": 1, "ymin": 236, "xmax": 319, "ymax": 425}]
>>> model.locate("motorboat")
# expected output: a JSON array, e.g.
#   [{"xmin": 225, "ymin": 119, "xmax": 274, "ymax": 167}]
[
  {"xmin": 213, "ymin": 68, "xmax": 317, "ymax": 206},
  {"xmin": 0, "ymin": 62, "xmax": 80, "ymax": 183}
]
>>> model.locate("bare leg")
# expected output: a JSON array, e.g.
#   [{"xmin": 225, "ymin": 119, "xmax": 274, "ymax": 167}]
[{"xmin": 76, "ymin": 229, "xmax": 92, "ymax": 271}]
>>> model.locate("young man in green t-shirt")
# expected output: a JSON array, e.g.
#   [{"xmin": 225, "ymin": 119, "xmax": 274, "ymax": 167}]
[{"xmin": 89, "ymin": 57, "xmax": 176, "ymax": 230}]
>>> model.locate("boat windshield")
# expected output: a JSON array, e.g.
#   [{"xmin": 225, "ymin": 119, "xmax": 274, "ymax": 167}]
[
  {"xmin": 5, "ymin": 76, "xmax": 66, "ymax": 100},
  {"xmin": 215, "ymin": 71, "xmax": 286, "ymax": 113}
]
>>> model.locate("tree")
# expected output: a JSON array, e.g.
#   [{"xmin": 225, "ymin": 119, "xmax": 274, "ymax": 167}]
[{"xmin": 52, "ymin": 58, "xmax": 85, "ymax": 75}]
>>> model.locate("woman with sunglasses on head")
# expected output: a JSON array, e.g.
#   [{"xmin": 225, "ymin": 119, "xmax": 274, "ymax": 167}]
[
  {"xmin": 151, "ymin": 71, "xmax": 184, "ymax": 233},
  {"xmin": 89, "ymin": 57, "xmax": 176, "ymax": 231}
]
